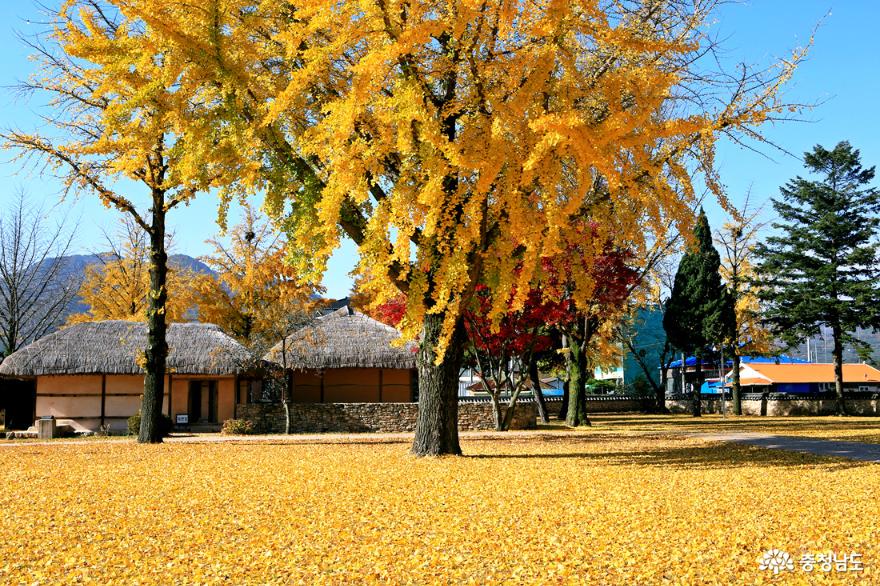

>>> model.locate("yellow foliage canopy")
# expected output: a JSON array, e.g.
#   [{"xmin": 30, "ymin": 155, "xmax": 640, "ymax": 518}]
[
  {"xmin": 193, "ymin": 207, "xmax": 321, "ymax": 345},
  {"xmin": 67, "ymin": 219, "xmax": 198, "ymax": 324},
  {"xmin": 125, "ymin": 0, "xmax": 806, "ymax": 357},
  {"xmin": 69, "ymin": 261, "xmax": 197, "ymax": 324},
  {"xmin": 3, "ymin": 0, "xmax": 228, "ymax": 325},
  {"xmin": 717, "ymin": 201, "xmax": 774, "ymax": 356}
]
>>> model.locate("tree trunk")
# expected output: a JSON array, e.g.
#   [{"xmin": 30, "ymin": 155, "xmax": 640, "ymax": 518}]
[
  {"xmin": 731, "ymin": 352, "xmax": 742, "ymax": 415},
  {"xmin": 650, "ymin": 351, "xmax": 671, "ymax": 415},
  {"xmin": 411, "ymin": 313, "xmax": 465, "ymax": 456},
  {"xmin": 138, "ymin": 192, "xmax": 168, "ymax": 444},
  {"xmin": 489, "ymin": 392, "xmax": 504, "ymax": 431},
  {"xmin": 560, "ymin": 379, "xmax": 569, "ymax": 418},
  {"xmin": 282, "ymin": 343, "xmax": 292, "ymax": 433},
  {"xmin": 565, "ymin": 336, "xmax": 591, "ymax": 427},
  {"xmin": 501, "ymin": 385, "xmax": 526, "ymax": 431},
  {"xmin": 529, "ymin": 357, "xmax": 549, "ymax": 423},
  {"xmin": 654, "ymin": 379, "xmax": 668, "ymax": 415},
  {"xmin": 691, "ymin": 355, "xmax": 702, "ymax": 417},
  {"xmin": 832, "ymin": 325, "xmax": 847, "ymax": 416}
]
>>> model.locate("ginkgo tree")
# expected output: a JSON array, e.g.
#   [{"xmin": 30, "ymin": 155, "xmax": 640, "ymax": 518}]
[
  {"xmin": 194, "ymin": 206, "xmax": 320, "ymax": 346},
  {"xmin": 2, "ymin": 0, "xmax": 222, "ymax": 442},
  {"xmin": 716, "ymin": 195, "xmax": 772, "ymax": 414},
  {"xmin": 124, "ymin": 0, "xmax": 804, "ymax": 454},
  {"xmin": 69, "ymin": 217, "xmax": 198, "ymax": 324}
]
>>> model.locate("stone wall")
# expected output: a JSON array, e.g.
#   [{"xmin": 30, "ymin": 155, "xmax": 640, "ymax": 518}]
[
  {"xmin": 235, "ymin": 401, "xmax": 537, "ymax": 433},
  {"xmin": 536, "ymin": 396, "xmax": 653, "ymax": 418},
  {"xmin": 666, "ymin": 397, "xmax": 880, "ymax": 416}
]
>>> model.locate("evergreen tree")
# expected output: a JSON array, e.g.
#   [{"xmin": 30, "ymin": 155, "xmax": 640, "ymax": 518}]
[
  {"xmin": 755, "ymin": 142, "xmax": 880, "ymax": 415},
  {"xmin": 663, "ymin": 209, "xmax": 735, "ymax": 416}
]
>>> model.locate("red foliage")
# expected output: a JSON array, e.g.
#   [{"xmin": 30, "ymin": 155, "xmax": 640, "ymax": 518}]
[
  {"xmin": 463, "ymin": 244, "xmax": 639, "ymax": 362},
  {"xmin": 365, "ymin": 238, "xmax": 639, "ymax": 358},
  {"xmin": 371, "ymin": 295, "xmax": 407, "ymax": 327},
  {"xmin": 464, "ymin": 285, "xmax": 564, "ymax": 355}
]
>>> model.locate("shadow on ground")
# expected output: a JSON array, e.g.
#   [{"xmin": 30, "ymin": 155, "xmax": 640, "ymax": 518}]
[
  {"xmin": 464, "ymin": 438, "xmax": 872, "ymax": 471},
  {"xmin": 577, "ymin": 414, "xmax": 880, "ymax": 433}
]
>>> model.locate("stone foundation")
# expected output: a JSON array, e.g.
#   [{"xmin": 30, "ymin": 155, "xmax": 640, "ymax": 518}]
[{"xmin": 235, "ymin": 401, "xmax": 537, "ymax": 433}]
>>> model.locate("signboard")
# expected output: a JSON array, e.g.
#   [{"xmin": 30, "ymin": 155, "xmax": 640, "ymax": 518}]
[{"xmin": 175, "ymin": 414, "xmax": 189, "ymax": 425}]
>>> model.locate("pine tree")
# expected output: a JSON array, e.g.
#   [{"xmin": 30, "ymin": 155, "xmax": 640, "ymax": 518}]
[
  {"xmin": 755, "ymin": 142, "xmax": 880, "ymax": 415},
  {"xmin": 663, "ymin": 209, "xmax": 735, "ymax": 416}
]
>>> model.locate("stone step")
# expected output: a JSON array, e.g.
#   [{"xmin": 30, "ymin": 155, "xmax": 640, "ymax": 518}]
[{"xmin": 5, "ymin": 430, "xmax": 37, "ymax": 439}]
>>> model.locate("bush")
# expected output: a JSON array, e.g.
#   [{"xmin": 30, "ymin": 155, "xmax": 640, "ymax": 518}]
[
  {"xmin": 631, "ymin": 375, "xmax": 652, "ymax": 397},
  {"xmin": 221, "ymin": 419, "xmax": 258, "ymax": 435},
  {"xmin": 127, "ymin": 412, "xmax": 173, "ymax": 437},
  {"xmin": 586, "ymin": 378, "xmax": 619, "ymax": 395}
]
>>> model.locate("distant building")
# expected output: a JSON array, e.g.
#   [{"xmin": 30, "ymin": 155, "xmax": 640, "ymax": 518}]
[
  {"xmin": 734, "ymin": 363, "xmax": 880, "ymax": 394},
  {"xmin": 264, "ymin": 305, "xmax": 417, "ymax": 403},
  {"xmin": 665, "ymin": 355, "xmax": 808, "ymax": 395},
  {"xmin": 0, "ymin": 320, "xmax": 256, "ymax": 433},
  {"xmin": 622, "ymin": 306, "xmax": 667, "ymax": 388},
  {"xmin": 593, "ymin": 365, "xmax": 623, "ymax": 386},
  {"xmin": 592, "ymin": 306, "xmax": 666, "ymax": 391}
]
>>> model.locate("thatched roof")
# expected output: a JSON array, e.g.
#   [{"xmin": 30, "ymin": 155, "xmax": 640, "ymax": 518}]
[
  {"xmin": 265, "ymin": 306, "xmax": 417, "ymax": 370},
  {"xmin": 0, "ymin": 321, "xmax": 255, "ymax": 377}
]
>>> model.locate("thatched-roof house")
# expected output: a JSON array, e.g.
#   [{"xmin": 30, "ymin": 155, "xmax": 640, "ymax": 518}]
[
  {"xmin": 0, "ymin": 320, "xmax": 257, "ymax": 432},
  {"xmin": 264, "ymin": 306, "xmax": 418, "ymax": 403}
]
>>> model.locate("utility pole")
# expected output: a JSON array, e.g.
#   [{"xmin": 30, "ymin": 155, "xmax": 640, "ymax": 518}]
[
  {"xmin": 720, "ymin": 346, "xmax": 726, "ymax": 417},
  {"xmin": 681, "ymin": 352, "xmax": 686, "ymax": 396}
]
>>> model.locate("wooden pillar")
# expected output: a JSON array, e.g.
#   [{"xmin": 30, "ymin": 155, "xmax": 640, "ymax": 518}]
[
  {"xmin": 233, "ymin": 375, "xmax": 238, "ymax": 419},
  {"xmin": 100, "ymin": 374, "xmax": 107, "ymax": 428},
  {"xmin": 287, "ymin": 370, "xmax": 294, "ymax": 403},
  {"xmin": 319, "ymin": 369, "xmax": 325, "ymax": 403},
  {"xmin": 168, "ymin": 373, "xmax": 173, "ymax": 417},
  {"xmin": 378, "ymin": 369, "xmax": 384, "ymax": 403}
]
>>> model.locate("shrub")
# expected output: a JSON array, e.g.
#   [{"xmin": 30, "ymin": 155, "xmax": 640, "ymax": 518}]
[
  {"xmin": 127, "ymin": 413, "xmax": 173, "ymax": 437},
  {"xmin": 221, "ymin": 419, "xmax": 258, "ymax": 435},
  {"xmin": 631, "ymin": 375, "xmax": 652, "ymax": 397},
  {"xmin": 586, "ymin": 378, "xmax": 619, "ymax": 395}
]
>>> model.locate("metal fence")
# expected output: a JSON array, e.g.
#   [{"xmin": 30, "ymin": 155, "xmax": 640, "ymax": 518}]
[
  {"xmin": 666, "ymin": 391, "xmax": 880, "ymax": 402},
  {"xmin": 457, "ymin": 394, "xmax": 650, "ymax": 404}
]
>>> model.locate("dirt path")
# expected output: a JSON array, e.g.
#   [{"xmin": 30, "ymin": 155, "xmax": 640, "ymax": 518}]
[{"xmin": 698, "ymin": 432, "xmax": 880, "ymax": 462}]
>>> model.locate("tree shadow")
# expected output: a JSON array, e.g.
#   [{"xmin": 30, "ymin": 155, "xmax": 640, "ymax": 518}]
[
  {"xmin": 464, "ymin": 440, "xmax": 873, "ymax": 471},
  {"xmin": 587, "ymin": 414, "xmax": 880, "ymax": 434},
  {"xmin": 818, "ymin": 433, "xmax": 880, "ymax": 444}
]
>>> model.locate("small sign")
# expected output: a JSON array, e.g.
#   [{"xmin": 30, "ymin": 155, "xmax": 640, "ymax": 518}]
[{"xmin": 175, "ymin": 414, "xmax": 189, "ymax": 425}]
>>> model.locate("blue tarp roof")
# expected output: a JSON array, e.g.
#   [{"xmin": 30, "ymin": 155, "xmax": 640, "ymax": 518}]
[
  {"xmin": 700, "ymin": 379, "xmax": 814, "ymax": 394},
  {"xmin": 670, "ymin": 355, "xmax": 808, "ymax": 368}
]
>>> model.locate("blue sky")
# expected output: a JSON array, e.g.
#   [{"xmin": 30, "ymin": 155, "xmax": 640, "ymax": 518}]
[{"xmin": 0, "ymin": 1, "xmax": 877, "ymax": 298}]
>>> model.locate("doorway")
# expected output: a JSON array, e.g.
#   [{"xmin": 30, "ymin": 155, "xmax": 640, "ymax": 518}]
[
  {"xmin": 0, "ymin": 379, "xmax": 36, "ymax": 430},
  {"xmin": 188, "ymin": 381, "xmax": 218, "ymax": 423}
]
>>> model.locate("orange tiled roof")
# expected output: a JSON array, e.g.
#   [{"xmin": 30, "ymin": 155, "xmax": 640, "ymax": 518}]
[{"xmin": 741, "ymin": 363, "xmax": 880, "ymax": 385}]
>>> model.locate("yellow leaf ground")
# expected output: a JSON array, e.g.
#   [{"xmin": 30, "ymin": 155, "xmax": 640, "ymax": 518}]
[{"xmin": 2, "ymin": 416, "xmax": 878, "ymax": 584}]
